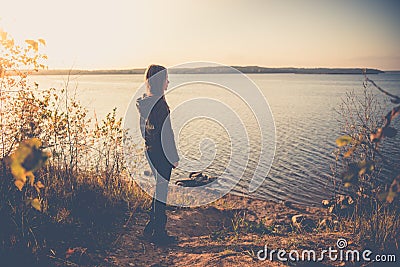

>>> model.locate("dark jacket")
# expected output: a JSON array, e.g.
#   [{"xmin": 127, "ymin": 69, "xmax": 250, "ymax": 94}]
[{"xmin": 136, "ymin": 94, "xmax": 179, "ymax": 165}]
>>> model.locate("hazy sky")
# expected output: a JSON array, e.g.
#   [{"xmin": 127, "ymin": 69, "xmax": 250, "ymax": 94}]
[{"xmin": 1, "ymin": 0, "xmax": 399, "ymax": 70}]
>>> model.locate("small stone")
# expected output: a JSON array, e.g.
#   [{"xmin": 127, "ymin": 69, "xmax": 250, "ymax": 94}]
[
  {"xmin": 291, "ymin": 214, "xmax": 316, "ymax": 231},
  {"xmin": 292, "ymin": 214, "xmax": 304, "ymax": 226}
]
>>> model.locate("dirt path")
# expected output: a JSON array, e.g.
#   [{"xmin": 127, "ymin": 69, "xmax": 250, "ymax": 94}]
[{"xmin": 101, "ymin": 195, "xmax": 354, "ymax": 267}]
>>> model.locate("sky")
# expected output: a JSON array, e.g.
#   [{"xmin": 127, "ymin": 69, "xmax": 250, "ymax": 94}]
[{"xmin": 1, "ymin": 0, "xmax": 399, "ymax": 70}]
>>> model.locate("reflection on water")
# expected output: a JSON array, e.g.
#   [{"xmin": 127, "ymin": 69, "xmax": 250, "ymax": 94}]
[{"xmin": 31, "ymin": 73, "xmax": 400, "ymax": 205}]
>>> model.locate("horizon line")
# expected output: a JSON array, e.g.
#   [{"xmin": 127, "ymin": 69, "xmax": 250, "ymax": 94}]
[
  {"xmin": 42, "ymin": 65, "xmax": 398, "ymax": 71},
  {"xmin": 29, "ymin": 66, "xmax": 400, "ymax": 76}
]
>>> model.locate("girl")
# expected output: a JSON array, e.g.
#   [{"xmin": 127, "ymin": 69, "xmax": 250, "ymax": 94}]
[{"xmin": 136, "ymin": 64, "xmax": 179, "ymax": 245}]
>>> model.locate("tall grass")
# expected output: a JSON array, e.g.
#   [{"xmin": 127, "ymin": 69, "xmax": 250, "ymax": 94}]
[{"xmin": 0, "ymin": 29, "xmax": 149, "ymax": 265}]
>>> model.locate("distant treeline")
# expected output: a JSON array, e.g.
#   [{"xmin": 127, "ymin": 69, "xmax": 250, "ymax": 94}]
[
  {"xmin": 32, "ymin": 69, "xmax": 146, "ymax": 75},
  {"xmin": 32, "ymin": 66, "xmax": 384, "ymax": 75},
  {"xmin": 232, "ymin": 66, "xmax": 384, "ymax": 75}
]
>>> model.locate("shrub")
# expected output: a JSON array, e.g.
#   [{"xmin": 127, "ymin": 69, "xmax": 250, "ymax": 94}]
[
  {"xmin": 332, "ymin": 74, "xmax": 399, "ymax": 251},
  {"xmin": 1, "ymin": 28, "xmax": 146, "ymax": 265}
]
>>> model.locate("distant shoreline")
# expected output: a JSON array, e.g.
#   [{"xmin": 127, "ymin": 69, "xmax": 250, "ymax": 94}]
[{"xmin": 31, "ymin": 66, "xmax": 386, "ymax": 75}]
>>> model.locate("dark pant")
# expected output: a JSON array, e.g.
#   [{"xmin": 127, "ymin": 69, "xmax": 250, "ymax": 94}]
[{"xmin": 146, "ymin": 150, "xmax": 173, "ymax": 234}]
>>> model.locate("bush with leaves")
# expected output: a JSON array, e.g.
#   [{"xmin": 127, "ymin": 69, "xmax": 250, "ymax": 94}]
[
  {"xmin": 1, "ymin": 28, "xmax": 146, "ymax": 265},
  {"xmin": 334, "ymin": 76, "xmax": 399, "ymax": 202},
  {"xmin": 332, "ymin": 74, "xmax": 399, "ymax": 251},
  {"xmin": 0, "ymin": 28, "xmax": 50, "ymax": 261}
]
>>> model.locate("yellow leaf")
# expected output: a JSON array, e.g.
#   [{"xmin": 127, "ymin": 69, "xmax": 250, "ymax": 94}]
[
  {"xmin": 31, "ymin": 198, "xmax": 41, "ymax": 211},
  {"xmin": 343, "ymin": 147, "xmax": 355, "ymax": 158},
  {"xmin": 344, "ymin": 182, "xmax": 352, "ymax": 188},
  {"xmin": 0, "ymin": 28, "xmax": 7, "ymax": 41},
  {"xmin": 8, "ymin": 138, "xmax": 48, "ymax": 190},
  {"xmin": 34, "ymin": 181, "xmax": 45, "ymax": 193},
  {"xmin": 336, "ymin": 135, "xmax": 352, "ymax": 147},
  {"xmin": 35, "ymin": 181, "xmax": 45, "ymax": 189},
  {"xmin": 38, "ymin": 38, "xmax": 46, "ymax": 46},
  {"xmin": 26, "ymin": 137, "xmax": 42, "ymax": 149},
  {"xmin": 10, "ymin": 161, "xmax": 27, "ymax": 182},
  {"xmin": 27, "ymin": 171, "xmax": 35, "ymax": 186},
  {"xmin": 386, "ymin": 175, "xmax": 400, "ymax": 204},
  {"xmin": 386, "ymin": 191, "xmax": 396, "ymax": 204},
  {"xmin": 25, "ymin": 39, "xmax": 38, "ymax": 52},
  {"xmin": 15, "ymin": 180, "xmax": 25, "ymax": 191},
  {"xmin": 370, "ymin": 128, "xmax": 383, "ymax": 142}
]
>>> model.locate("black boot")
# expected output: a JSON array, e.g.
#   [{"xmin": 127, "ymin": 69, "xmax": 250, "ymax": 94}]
[
  {"xmin": 150, "ymin": 205, "xmax": 177, "ymax": 246},
  {"xmin": 151, "ymin": 230, "xmax": 178, "ymax": 246}
]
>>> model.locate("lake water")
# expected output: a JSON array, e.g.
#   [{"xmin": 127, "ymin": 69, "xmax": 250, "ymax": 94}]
[{"xmin": 31, "ymin": 73, "xmax": 400, "ymax": 205}]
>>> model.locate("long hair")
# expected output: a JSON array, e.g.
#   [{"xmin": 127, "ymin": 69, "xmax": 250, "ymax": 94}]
[{"xmin": 145, "ymin": 64, "xmax": 167, "ymax": 96}]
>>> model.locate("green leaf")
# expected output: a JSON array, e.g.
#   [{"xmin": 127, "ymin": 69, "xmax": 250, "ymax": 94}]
[{"xmin": 336, "ymin": 135, "xmax": 352, "ymax": 147}]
